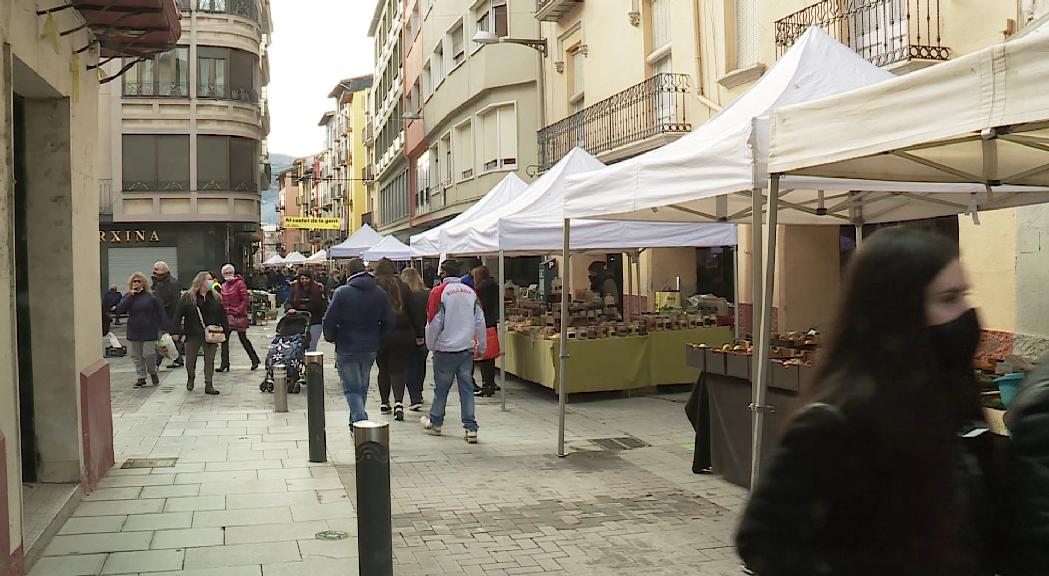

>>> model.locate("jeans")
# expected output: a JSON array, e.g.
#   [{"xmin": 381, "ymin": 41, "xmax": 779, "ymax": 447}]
[
  {"xmin": 221, "ymin": 328, "xmax": 261, "ymax": 367},
  {"xmin": 429, "ymin": 351, "xmax": 478, "ymax": 432},
  {"xmin": 184, "ymin": 337, "xmax": 218, "ymax": 388},
  {"xmin": 337, "ymin": 352, "xmax": 376, "ymax": 424},
  {"xmin": 308, "ymin": 324, "xmax": 323, "ymax": 352},
  {"xmin": 129, "ymin": 340, "xmax": 158, "ymax": 380},
  {"xmin": 405, "ymin": 345, "xmax": 428, "ymax": 405}
]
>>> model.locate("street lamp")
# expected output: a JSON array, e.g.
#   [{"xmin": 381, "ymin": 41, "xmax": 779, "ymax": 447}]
[{"xmin": 472, "ymin": 30, "xmax": 548, "ymax": 57}]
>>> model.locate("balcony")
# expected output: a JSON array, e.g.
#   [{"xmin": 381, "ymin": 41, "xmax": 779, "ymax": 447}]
[
  {"xmin": 537, "ymin": 73, "xmax": 692, "ymax": 172},
  {"xmin": 536, "ymin": 0, "xmax": 582, "ymax": 22},
  {"xmin": 123, "ymin": 80, "xmax": 189, "ymax": 98},
  {"xmin": 775, "ymin": 0, "xmax": 950, "ymax": 69},
  {"xmin": 198, "ymin": 83, "xmax": 259, "ymax": 103},
  {"xmin": 194, "ymin": 0, "xmax": 259, "ymax": 22}
]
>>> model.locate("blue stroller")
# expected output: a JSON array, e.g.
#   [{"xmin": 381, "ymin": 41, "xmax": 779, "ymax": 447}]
[{"xmin": 260, "ymin": 311, "xmax": 311, "ymax": 393}]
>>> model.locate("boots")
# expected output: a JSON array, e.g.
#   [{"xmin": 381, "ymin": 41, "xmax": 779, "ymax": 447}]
[
  {"xmin": 134, "ymin": 378, "xmax": 147, "ymax": 388},
  {"xmin": 150, "ymin": 373, "xmax": 160, "ymax": 386},
  {"xmin": 186, "ymin": 379, "xmax": 194, "ymax": 391},
  {"xmin": 394, "ymin": 402, "xmax": 404, "ymax": 421},
  {"xmin": 205, "ymin": 385, "xmax": 220, "ymax": 395}
]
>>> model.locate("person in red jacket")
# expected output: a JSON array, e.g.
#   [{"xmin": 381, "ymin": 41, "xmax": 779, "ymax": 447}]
[{"xmin": 219, "ymin": 264, "xmax": 260, "ymax": 371}]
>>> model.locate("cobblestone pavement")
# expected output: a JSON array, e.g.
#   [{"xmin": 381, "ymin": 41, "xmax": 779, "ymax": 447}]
[{"xmin": 34, "ymin": 322, "xmax": 747, "ymax": 575}]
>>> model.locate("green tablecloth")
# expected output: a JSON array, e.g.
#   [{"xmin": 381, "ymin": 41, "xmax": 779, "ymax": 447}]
[{"xmin": 504, "ymin": 327, "xmax": 733, "ymax": 393}]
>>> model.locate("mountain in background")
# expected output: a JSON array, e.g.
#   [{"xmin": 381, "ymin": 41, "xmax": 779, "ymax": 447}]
[{"xmin": 261, "ymin": 153, "xmax": 295, "ymax": 225}]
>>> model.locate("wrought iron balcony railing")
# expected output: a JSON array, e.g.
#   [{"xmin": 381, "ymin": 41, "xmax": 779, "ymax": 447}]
[
  {"xmin": 775, "ymin": 0, "xmax": 949, "ymax": 68},
  {"xmin": 123, "ymin": 81, "xmax": 189, "ymax": 98},
  {"xmin": 195, "ymin": 0, "xmax": 258, "ymax": 21},
  {"xmin": 537, "ymin": 73, "xmax": 692, "ymax": 172},
  {"xmin": 197, "ymin": 84, "xmax": 259, "ymax": 103}
]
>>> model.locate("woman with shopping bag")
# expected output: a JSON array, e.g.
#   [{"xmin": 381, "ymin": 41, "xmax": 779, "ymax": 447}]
[
  {"xmin": 218, "ymin": 264, "xmax": 261, "ymax": 372},
  {"xmin": 113, "ymin": 272, "xmax": 168, "ymax": 388},
  {"xmin": 471, "ymin": 266, "xmax": 501, "ymax": 397},
  {"xmin": 171, "ymin": 271, "xmax": 227, "ymax": 395}
]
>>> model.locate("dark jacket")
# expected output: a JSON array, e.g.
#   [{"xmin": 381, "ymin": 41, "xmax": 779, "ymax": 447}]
[
  {"xmin": 151, "ymin": 274, "xmax": 181, "ymax": 321},
  {"xmin": 113, "ymin": 291, "xmax": 167, "ymax": 342},
  {"xmin": 1004, "ymin": 367, "xmax": 1049, "ymax": 576},
  {"xmin": 475, "ymin": 278, "xmax": 499, "ymax": 328},
  {"xmin": 322, "ymin": 273, "xmax": 396, "ymax": 354},
  {"xmin": 102, "ymin": 290, "xmax": 122, "ymax": 312},
  {"xmin": 378, "ymin": 278, "xmax": 422, "ymax": 357},
  {"xmin": 171, "ymin": 291, "xmax": 228, "ymax": 341},
  {"xmin": 736, "ymin": 400, "xmax": 998, "ymax": 576},
  {"xmin": 285, "ymin": 280, "xmax": 327, "ymax": 325},
  {"xmin": 408, "ymin": 288, "xmax": 430, "ymax": 342}
]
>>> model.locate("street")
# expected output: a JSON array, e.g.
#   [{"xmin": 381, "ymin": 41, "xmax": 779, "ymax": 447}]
[{"xmin": 33, "ymin": 322, "xmax": 746, "ymax": 576}]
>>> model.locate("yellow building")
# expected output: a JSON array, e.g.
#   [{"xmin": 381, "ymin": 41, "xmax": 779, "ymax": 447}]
[
  {"xmin": 538, "ymin": 0, "xmax": 1047, "ymax": 351},
  {"xmin": 329, "ymin": 76, "xmax": 374, "ymax": 235}
]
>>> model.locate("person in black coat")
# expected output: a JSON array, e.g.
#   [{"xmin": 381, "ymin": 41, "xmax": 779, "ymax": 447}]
[
  {"xmin": 374, "ymin": 259, "xmax": 424, "ymax": 421},
  {"xmin": 401, "ymin": 267, "xmax": 430, "ymax": 412},
  {"xmin": 1003, "ymin": 363, "xmax": 1049, "ymax": 576},
  {"xmin": 170, "ymin": 271, "xmax": 227, "ymax": 395},
  {"xmin": 736, "ymin": 230, "xmax": 1002, "ymax": 576},
  {"xmin": 102, "ymin": 284, "xmax": 123, "ymax": 327},
  {"xmin": 285, "ymin": 268, "xmax": 328, "ymax": 352},
  {"xmin": 152, "ymin": 261, "xmax": 184, "ymax": 367},
  {"xmin": 472, "ymin": 266, "xmax": 500, "ymax": 397},
  {"xmin": 113, "ymin": 273, "xmax": 167, "ymax": 387}
]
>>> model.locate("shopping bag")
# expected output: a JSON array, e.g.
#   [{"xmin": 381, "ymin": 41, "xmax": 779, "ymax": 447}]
[
  {"xmin": 107, "ymin": 332, "xmax": 121, "ymax": 349},
  {"xmin": 479, "ymin": 326, "xmax": 500, "ymax": 361},
  {"xmin": 157, "ymin": 333, "xmax": 179, "ymax": 361}
]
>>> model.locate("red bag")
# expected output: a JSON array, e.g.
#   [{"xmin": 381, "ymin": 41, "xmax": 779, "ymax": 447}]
[{"xmin": 479, "ymin": 326, "xmax": 500, "ymax": 361}]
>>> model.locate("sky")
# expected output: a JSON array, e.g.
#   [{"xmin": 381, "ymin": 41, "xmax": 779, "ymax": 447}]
[{"xmin": 267, "ymin": 0, "xmax": 375, "ymax": 158}]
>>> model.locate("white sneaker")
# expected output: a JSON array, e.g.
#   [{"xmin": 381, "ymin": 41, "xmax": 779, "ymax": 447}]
[
  {"xmin": 421, "ymin": 416, "xmax": 441, "ymax": 436},
  {"xmin": 465, "ymin": 430, "xmax": 478, "ymax": 444}
]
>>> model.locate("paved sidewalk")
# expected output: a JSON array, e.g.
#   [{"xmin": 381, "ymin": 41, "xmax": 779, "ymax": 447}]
[{"xmin": 34, "ymin": 324, "xmax": 747, "ymax": 575}]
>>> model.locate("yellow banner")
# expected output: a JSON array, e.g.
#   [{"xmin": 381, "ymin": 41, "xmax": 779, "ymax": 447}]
[{"xmin": 283, "ymin": 217, "xmax": 342, "ymax": 230}]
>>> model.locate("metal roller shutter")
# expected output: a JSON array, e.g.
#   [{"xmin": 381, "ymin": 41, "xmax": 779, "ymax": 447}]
[{"xmin": 108, "ymin": 246, "xmax": 178, "ymax": 290}]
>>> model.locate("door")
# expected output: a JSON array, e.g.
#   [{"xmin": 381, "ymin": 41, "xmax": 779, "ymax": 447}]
[{"xmin": 14, "ymin": 95, "xmax": 35, "ymax": 481}]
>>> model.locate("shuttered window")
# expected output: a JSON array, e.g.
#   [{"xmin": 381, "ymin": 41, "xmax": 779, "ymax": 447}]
[{"xmin": 735, "ymin": 0, "xmax": 759, "ymax": 69}]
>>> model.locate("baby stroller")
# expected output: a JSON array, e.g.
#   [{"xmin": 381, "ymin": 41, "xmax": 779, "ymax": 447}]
[{"xmin": 260, "ymin": 311, "xmax": 311, "ymax": 393}]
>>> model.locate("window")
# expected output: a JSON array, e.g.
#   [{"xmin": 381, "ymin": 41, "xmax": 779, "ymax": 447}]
[
  {"xmin": 569, "ymin": 46, "xmax": 585, "ymax": 110},
  {"xmin": 455, "ymin": 121, "xmax": 474, "ymax": 180},
  {"xmin": 196, "ymin": 0, "xmax": 258, "ymax": 21},
  {"xmin": 198, "ymin": 48, "xmax": 227, "ymax": 99},
  {"xmin": 735, "ymin": 0, "xmax": 758, "ymax": 69},
  {"xmin": 476, "ymin": 0, "xmax": 508, "ymax": 39},
  {"xmin": 433, "ymin": 44, "xmax": 444, "ymax": 87},
  {"xmin": 479, "ymin": 104, "xmax": 517, "ymax": 172},
  {"xmin": 441, "ymin": 133, "xmax": 453, "ymax": 185},
  {"xmin": 197, "ymin": 135, "xmax": 259, "ymax": 192},
  {"xmin": 649, "ymin": 0, "xmax": 671, "ymax": 53},
  {"xmin": 380, "ymin": 170, "xmax": 409, "ymax": 224},
  {"xmin": 123, "ymin": 48, "xmax": 189, "ymax": 97},
  {"xmin": 122, "ymin": 135, "xmax": 190, "ymax": 192},
  {"xmin": 422, "ymin": 62, "xmax": 432, "ymax": 99},
  {"xmin": 450, "ymin": 21, "xmax": 465, "ymax": 68},
  {"xmin": 198, "ymin": 47, "xmax": 258, "ymax": 102},
  {"xmin": 415, "ymin": 151, "xmax": 431, "ymax": 210},
  {"xmin": 429, "ymin": 143, "xmax": 440, "ymax": 191}
]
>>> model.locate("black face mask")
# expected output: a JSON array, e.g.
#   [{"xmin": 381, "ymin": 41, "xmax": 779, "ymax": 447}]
[{"xmin": 926, "ymin": 308, "xmax": 981, "ymax": 371}]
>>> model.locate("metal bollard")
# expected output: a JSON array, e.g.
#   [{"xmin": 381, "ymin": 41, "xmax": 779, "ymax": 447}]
[
  {"xmin": 305, "ymin": 351, "xmax": 326, "ymax": 463},
  {"xmin": 273, "ymin": 364, "xmax": 288, "ymax": 413},
  {"xmin": 353, "ymin": 420, "xmax": 392, "ymax": 576}
]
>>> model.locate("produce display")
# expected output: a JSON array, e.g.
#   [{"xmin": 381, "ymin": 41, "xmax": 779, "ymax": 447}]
[{"xmin": 686, "ymin": 328, "xmax": 821, "ymax": 391}]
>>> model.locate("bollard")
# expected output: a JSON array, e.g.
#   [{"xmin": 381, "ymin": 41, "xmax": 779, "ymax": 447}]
[
  {"xmin": 273, "ymin": 364, "xmax": 288, "ymax": 413},
  {"xmin": 305, "ymin": 351, "xmax": 326, "ymax": 463},
  {"xmin": 353, "ymin": 420, "xmax": 392, "ymax": 576}
]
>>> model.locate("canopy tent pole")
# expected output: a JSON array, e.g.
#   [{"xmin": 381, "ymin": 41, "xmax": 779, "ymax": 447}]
[
  {"xmin": 733, "ymin": 245, "xmax": 741, "ymax": 340},
  {"xmin": 748, "ymin": 187, "xmax": 764, "ymax": 491},
  {"xmin": 634, "ymin": 252, "xmax": 642, "ymax": 313},
  {"xmin": 558, "ymin": 219, "xmax": 571, "ymax": 457},
  {"xmin": 624, "ymin": 251, "xmax": 633, "ymax": 321},
  {"xmin": 854, "ymin": 224, "xmax": 864, "ymax": 250},
  {"xmin": 499, "ymin": 250, "xmax": 508, "ymax": 412},
  {"xmin": 750, "ymin": 176, "xmax": 780, "ymax": 491}
]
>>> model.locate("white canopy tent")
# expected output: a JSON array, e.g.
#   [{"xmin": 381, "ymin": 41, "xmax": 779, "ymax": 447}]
[
  {"xmin": 330, "ymin": 224, "xmax": 384, "ymax": 259},
  {"xmin": 410, "ymin": 173, "xmax": 529, "ymax": 258},
  {"xmin": 262, "ymin": 254, "xmax": 284, "ymax": 267},
  {"xmin": 363, "ymin": 236, "xmax": 413, "ymax": 261},
  {"xmin": 282, "ymin": 251, "xmax": 307, "ymax": 266},
  {"xmin": 305, "ymin": 250, "xmax": 328, "ymax": 265}
]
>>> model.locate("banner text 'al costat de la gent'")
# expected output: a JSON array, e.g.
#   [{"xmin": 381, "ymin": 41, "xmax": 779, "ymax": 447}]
[{"xmin": 283, "ymin": 217, "xmax": 342, "ymax": 230}]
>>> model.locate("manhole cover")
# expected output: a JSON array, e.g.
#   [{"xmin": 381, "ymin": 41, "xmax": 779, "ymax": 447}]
[
  {"xmin": 315, "ymin": 530, "xmax": 348, "ymax": 541},
  {"xmin": 121, "ymin": 458, "xmax": 177, "ymax": 469}
]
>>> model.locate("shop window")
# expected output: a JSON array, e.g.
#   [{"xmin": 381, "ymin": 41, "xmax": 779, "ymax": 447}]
[{"xmin": 122, "ymin": 134, "xmax": 189, "ymax": 192}]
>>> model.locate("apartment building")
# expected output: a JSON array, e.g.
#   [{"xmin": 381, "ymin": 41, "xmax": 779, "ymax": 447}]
[
  {"xmin": 2, "ymin": 2, "xmax": 182, "ymax": 571},
  {"xmin": 98, "ymin": 0, "xmax": 273, "ymax": 290},
  {"xmin": 276, "ymin": 167, "xmax": 304, "ymax": 254},
  {"xmin": 370, "ymin": 0, "xmax": 410, "ymax": 235},
  {"xmin": 329, "ymin": 76, "xmax": 375, "ymax": 235},
  {"xmin": 405, "ymin": 0, "xmax": 540, "ymax": 233}
]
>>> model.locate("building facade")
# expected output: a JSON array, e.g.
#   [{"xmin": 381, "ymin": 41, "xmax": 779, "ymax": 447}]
[
  {"xmin": 405, "ymin": 0, "xmax": 540, "ymax": 234},
  {"xmin": 370, "ymin": 0, "xmax": 410, "ymax": 235},
  {"xmin": 98, "ymin": 0, "xmax": 273, "ymax": 290},
  {"xmin": 329, "ymin": 76, "xmax": 374, "ymax": 235},
  {"xmin": 276, "ymin": 167, "xmax": 304, "ymax": 254}
]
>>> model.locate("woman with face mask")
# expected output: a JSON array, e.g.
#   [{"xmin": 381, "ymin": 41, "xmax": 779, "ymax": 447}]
[
  {"xmin": 736, "ymin": 229, "xmax": 1002, "ymax": 576},
  {"xmin": 218, "ymin": 263, "xmax": 261, "ymax": 372},
  {"xmin": 284, "ymin": 268, "xmax": 328, "ymax": 352},
  {"xmin": 170, "ymin": 271, "xmax": 227, "ymax": 395}
]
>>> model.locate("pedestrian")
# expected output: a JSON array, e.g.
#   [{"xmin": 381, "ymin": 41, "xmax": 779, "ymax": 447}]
[
  {"xmin": 322, "ymin": 258, "xmax": 395, "ymax": 424},
  {"xmin": 471, "ymin": 265, "xmax": 500, "ymax": 397},
  {"xmin": 113, "ymin": 272, "xmax": 167, "ymax": 388},
  {"xmin": 102, "ymin": 284, "xmax": 123, "ymax": 326},
  {"xmin": 401, "ymin": 267, "xmax": 430, "ymax": 412},
  {"xmin": 374, "ymin": 259, "xmax": 422, "ymax": 421},
  {"xmin": 285, "ymin": 268, "xmax": 328, "ymax": 352},
  {"xmin": 421, "ymin": 259, "xmax": 487, "ymax": 443},
  {"xmin": 152, "ymin": 261, "xmax": 184, "ymax": 368},
  {"xmin": 218, "ymin": 264, "xmax": 261, "ymax": 372},
  {"xmin": 588, "ymin": 261, "xmax": 620, "ymax": 309},
  {"xmin": 170, "ymin": 271, "xmax": 227, "ymax": 395},
  {"xmin": 735, "ymin": 229, "xmax": 1001, "ymax": 576},
  {"xmin": 1002, "ymin": 362, "xmax": 1049, "ymax": 576}
]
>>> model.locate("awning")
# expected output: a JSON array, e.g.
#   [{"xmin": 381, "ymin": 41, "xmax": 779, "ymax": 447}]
[
  {"xmin": 71, "ymin": 0, "xmax": 183, "ymax": 58},
  {"xmin": 363, "ymin": 236, "xmax": 413, "ymax": 261}
]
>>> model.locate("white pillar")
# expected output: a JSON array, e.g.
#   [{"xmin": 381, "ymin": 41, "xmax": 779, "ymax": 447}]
[
  {"xmin": 750, "ymin": 176, "xmax": 780, "ymax": 490},
  {"xmin": 498, "ymin": 250, "xmax": 507, "ymax": 412},
  {"xmin": 558, "ymin": 219, "xmax": 571, "ymax": 457}
]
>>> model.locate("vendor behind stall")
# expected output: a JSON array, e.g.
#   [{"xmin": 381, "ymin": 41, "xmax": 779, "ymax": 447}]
[{"xmin": 588, "ymin": 261, "xmax": 620, "ymax": 309}]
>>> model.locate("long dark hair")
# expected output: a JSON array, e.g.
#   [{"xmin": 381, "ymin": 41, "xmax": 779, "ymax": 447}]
[
  {"xmin": 810, "ymin": 228, "xmax": 981, "ymax": 569},
  {"xmin": 374, "ymin": 258, "xmax": 404, "ymax": 315}
]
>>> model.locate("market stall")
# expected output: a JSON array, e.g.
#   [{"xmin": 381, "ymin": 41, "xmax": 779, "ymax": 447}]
[
  {"xmin": 305, "ymin": 249, "xmax": 328, "ymax": 265},
  {"xmin": 329, "ymin": 223, "xmax": 383, "ymax": 258},
  {"xmin": 410, "ymin": 173, "xmax": 529, "ymax": 258},
  {"xmin": 362, "ymin": 235, "xmax": 413, "ymax": 261},
  {"xmin": 282, "ymin": 251, "xmax": 307, "ymax": 266},
  {"xmin": 262, "ymin": 254, "xmax": 284, "ymax": 267}
]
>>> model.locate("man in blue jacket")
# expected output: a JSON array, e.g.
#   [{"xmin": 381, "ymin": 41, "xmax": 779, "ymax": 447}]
[{"xmin": 323, "ymin": 258, "xmax": 395, "ymax": 424}]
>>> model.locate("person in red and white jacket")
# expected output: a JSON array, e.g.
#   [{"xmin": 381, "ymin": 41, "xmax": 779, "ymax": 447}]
[{"xmin": 421, "ymin": 259, "xmax": 487, "ymax": 443}]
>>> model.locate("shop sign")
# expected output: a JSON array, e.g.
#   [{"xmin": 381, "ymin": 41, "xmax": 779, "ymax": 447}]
[
  {"xmin": 99, "ymin": 229, "xmax": 161, "ymax": 243},
  {"xmin": 283, "ymin": 217, "xmax": 342, "ymax": 230}
]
